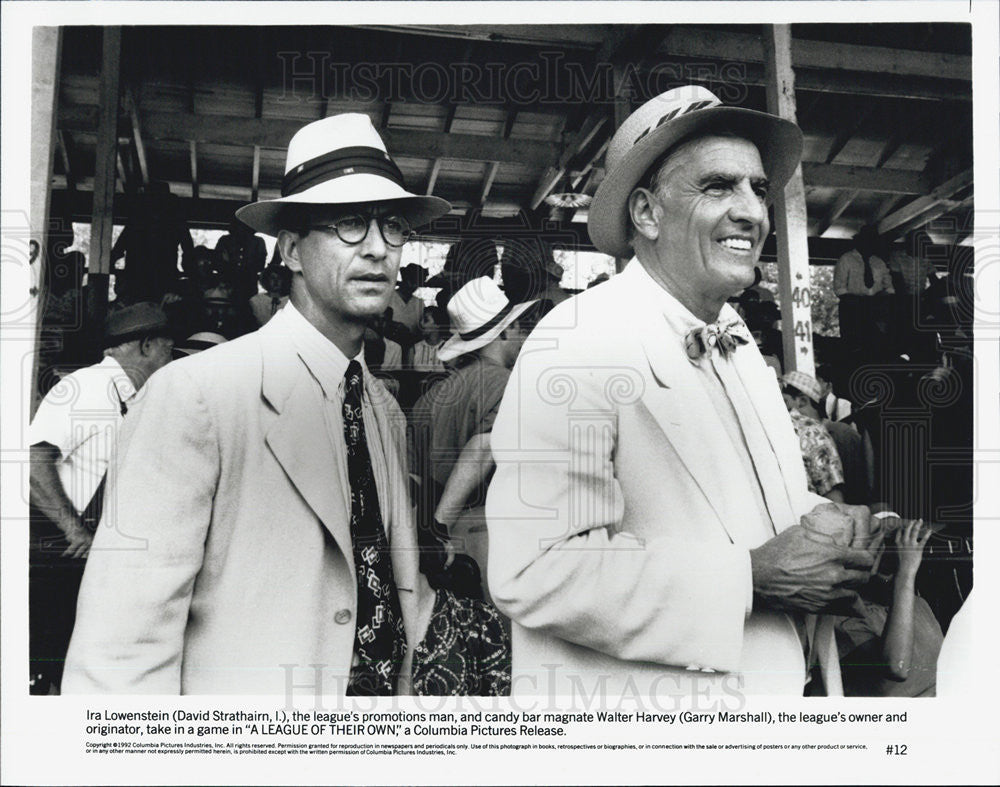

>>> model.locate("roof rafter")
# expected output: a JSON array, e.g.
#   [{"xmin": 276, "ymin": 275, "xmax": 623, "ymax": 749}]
[
  {"xmin": 877, "ymin": 168, "xmax": 973, "ymax": 236},
  {"xmin": 58, "ymin": 108, "xmax": 563, "ymax": 168}
]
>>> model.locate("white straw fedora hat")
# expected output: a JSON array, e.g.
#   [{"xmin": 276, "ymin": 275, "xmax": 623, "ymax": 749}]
[
  {"xmin": 588, "ymin": 85, "xmax": 803, "ymax": 259},
  {"xmin": 236, "ymin": 113, "xmax": 451, "ymax": 236},
  {"xmin": 438, "ymin": 277, "xmax": 537, "ymax": 363}
]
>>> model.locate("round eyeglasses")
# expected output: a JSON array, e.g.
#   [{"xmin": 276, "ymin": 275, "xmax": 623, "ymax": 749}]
[{"xmin": 310, "ymin": 213, "xmax": 413, "ymax": 248}]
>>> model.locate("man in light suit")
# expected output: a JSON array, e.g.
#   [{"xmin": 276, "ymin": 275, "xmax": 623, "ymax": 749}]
[
  {"xmin": 64, "ymin": 114, "xmax": 450, "ymax": 695},
  {"xmin": 485, "ymin": 86, "xmax": 878, "ymax": 697}
]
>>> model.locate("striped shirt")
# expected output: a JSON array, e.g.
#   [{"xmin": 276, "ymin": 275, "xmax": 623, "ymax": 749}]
[{"xmin": 410, "ymin": 339, "xmax": 446, "ymax": 371}]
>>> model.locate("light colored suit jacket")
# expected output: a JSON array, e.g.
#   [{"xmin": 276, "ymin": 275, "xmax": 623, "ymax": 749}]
[
  {"xmin": 486, "ymin": 261, "xmax": 826, "ymax": 697},
  {"xmin": 63, "ymin": 313, "xmax": 434, "ymax": 694}
]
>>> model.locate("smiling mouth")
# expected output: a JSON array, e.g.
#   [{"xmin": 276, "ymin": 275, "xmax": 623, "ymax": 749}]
[{"xmin": 717, "ymin": 237, "xmax": 754, "ymax": 253}]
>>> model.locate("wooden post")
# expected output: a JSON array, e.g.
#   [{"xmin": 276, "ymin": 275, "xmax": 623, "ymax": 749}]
[
  {"xmin": 29, "ymin": 27, "xmax": 63, "ymax": 414},
  {"xmin": 87, "ymin": 27, "xmax": 122, "ymax": 336},
  {"xmin": 762, "ymin": 24, "xmax": 814, "ymax": 377}
]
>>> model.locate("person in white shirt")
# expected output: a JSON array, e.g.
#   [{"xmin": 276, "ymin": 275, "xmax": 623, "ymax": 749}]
[
  {"xmin": 409, "ymin": 305, "xmax": 448, "ymax": 371},
  {"xmin": 29, "ymin": 302, "xmax": 174, "ymax": 693}
]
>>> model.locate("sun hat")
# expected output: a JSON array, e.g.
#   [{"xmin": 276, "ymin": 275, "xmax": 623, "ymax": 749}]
[
  {"xmin": 173, "ymin": 331, "xmax": 227, "ymax": 358},
  {"xmin": 236, "ymin": 113, "xmax": 451, "ymax": 237},
  {"xmin": 588, "ymin": 85, "xmax": 803, "ymax": 259},
  {"xmin": 103, "ymin": 302, "xmax": 170, "ymax": 348},
  {"xmin": 437, "ymin": 277, "xmax": 537, "ymax": 362},
  {"xmin": 782, "ymin": 370, "xmax": 825, "ymax": 404}
]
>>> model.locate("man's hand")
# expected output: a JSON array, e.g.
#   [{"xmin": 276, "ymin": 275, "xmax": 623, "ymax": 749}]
[
  {"xmin": 750, "ymin": 525, "xmax": 875, "ymax": 614},
  {"xmin": 60, "ymin": 516, "xmax": 93, "ymax": 559}
]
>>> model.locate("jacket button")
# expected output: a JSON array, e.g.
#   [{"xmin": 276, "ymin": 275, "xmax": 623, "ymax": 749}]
[{"xmin": 334, "ymin": 609, "xmax": 352, "ymax": 625}]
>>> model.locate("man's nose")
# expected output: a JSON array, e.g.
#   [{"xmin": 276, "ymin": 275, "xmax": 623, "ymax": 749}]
[
  {"xmin": 359, "ymin": 216, "xmax": 388, "ymax": 257},
  {"xmin": 729, "ymin": 182, "xmax": 767, "ymax": 225}
]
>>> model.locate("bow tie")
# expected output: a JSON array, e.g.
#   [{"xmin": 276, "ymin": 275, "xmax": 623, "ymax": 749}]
[{"xmin": 684, "ymin": 320, "xmax": 752, "ymax": 361}]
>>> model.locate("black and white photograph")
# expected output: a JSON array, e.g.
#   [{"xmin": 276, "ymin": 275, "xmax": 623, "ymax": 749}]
[{"xmin": 2, "ymin": 2, "xmax": 997, "ymax": 784}]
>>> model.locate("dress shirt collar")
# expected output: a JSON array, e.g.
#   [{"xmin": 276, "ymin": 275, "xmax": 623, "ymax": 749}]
[
  {"xmin": 278, "ymin": 300, "xmax": 365, "ymax": 400},
  {"xmin": 627, "ymin": 258, "xmax": 741, "ymax": 339},
  {"xmin": 99, "ymin": 355, "xmax": 138, "ymax": 404}
]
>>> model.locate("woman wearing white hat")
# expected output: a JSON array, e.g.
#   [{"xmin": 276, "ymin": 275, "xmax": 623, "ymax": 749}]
[{"xmin": 411, "ymin": 277, "xmax": 540, "ymax": 602}]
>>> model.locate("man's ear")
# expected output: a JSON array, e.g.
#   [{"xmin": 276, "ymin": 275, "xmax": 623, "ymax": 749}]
[
  {"xmin": 276, "ymin": 230, "xmax": 303, "ymax": 273},
  {"xmin": 628, "ymin": 188, "xmax": 661, "ymax": 243},
  {"xmin": 138, "ymin": 336, "xmax": 155, "ymax": 356}
]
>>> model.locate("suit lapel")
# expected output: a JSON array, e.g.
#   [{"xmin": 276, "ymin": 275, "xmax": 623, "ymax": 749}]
[
  {"xmin": 617, "ymin": 268, "xmax": 744, "ymax": 544},
  {"xmin": 259, "ymin": 320, "xmax": 353, "ymax": 558},
  {"xmin": 638, "ymin": 329, "xmax": 748, "ymax": 544}
]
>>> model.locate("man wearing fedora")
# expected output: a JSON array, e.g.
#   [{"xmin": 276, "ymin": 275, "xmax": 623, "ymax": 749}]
[
  {"xmin": 65, "ymin": 114, "xmax": 450, "ymax": 695},
  {"xmin": 29, "ymin": 302, "xmax": 173, "ymax": 693},
  {"xmin": 486, "ymin": 86, "xmax": 881, "ymax": 696},
  {"xmin": 409, "ymin": 277, "xmax": 539, "ymax": 599}
]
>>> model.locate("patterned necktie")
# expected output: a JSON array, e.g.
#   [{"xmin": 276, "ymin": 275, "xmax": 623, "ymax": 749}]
[
  {"xmin": 684, "ymin": 319, "xmax": 752, "ymax": 362},
  {"xmin": 342, "ymin": 360, "xmax": 406, "ymax": 695}
]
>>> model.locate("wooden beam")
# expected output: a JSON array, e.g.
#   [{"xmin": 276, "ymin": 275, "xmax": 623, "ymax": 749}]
[
  {"xmin": 572, "ymin": 138, "xmax": 608, "ymax": 192},
  {"xmin": 801, "ymin": 163, "xmax": 927, "ymax": 194},
  {"xmin": 31, "ymin": 27, "xmax": 61, "ymax": 244},
  {"xmin": 877, "ymin": 168, "xmax": 973, "ymax": 234},
  {"xmin": 884, "ymin": 198, "xmax": 965, "ymax": 240},
  {"xmin": 691, "ymin": 60, "xmax": 969, "ymax": 102},
  {"xmin": 812, "ymin": 190, "xmax": 859, "ymax": 237},
  {"xmin": 479, "ymin": 108, "xmax": 517, "ymax": 207},
  {"xmin": 659, "ymin": 27, "xmax": 971, "ymax": 82},
  {"xmin": 56, "ymin": 130, "xmax": 75, "ymax": 191},
  {"xmin": 360, "ymin": 24, "xmax": 607, "ymax": 50},
  {"xmin": 530, "ymin": 26, "xmax": 671, "ymax": 216},
  {"xmin": 502, "ymin": 108, "xmax": 518, "ymax": 139},
  {"xmin": 88, "ymin": 27, "xmax": 121, "ymax": 357},
  {"xmin": 426, "ymin": 159, "xmax": 443, "ymax": 196},
  {"xmin": 251, "ymin": 146, "xmax": 261, "ymax": 202},
  {"xmin": 823, "ymin": 107, "xmax": 871, "ymax": 164},
  {"xmin": 116, "ymin": 152, "xmax": 128, "ymax": 192},
  {"xmin": 90, "ymin": 28, "xmax": 121, "ymax": 277},
  {"xmin": 874, "ymin": 129, "xmax": 905, "ymax": 170},
  {"xmin": 763, "ymin": 24, "xmax": 814, "ymax": 377},
  {"xmin": 189, "ymin": 140, "xmax": 199, "ymax": 200},
  {"xmin": 479, "ymin": 162, "xmax": 500, "ymax": 205},
  {"xmin": 425, "ymin": 97, "xmax": 462, "ymax": 197},
  {"xmin": 530, "ymin": 113, "xmax": 607, "ymax": 209},
  {"xmin": 123, "ymin": 85, "xmax": 149, "ymax": 186},
  {"xmin": 58, "ymin": 108, "xmax": 562, "ymax": 167},
  {"xmin": 30, "ymin": 27, "xmax": 63, "ymax": 413},
  {"xmin": 875, "ymin": 194, "xmax": 906, "ymax": 222}
]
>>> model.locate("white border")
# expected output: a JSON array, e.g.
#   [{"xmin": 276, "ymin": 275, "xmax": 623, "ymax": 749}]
[{"xmin": 2, "ymin": 3, "xmax": 998, "ymax": 785}]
